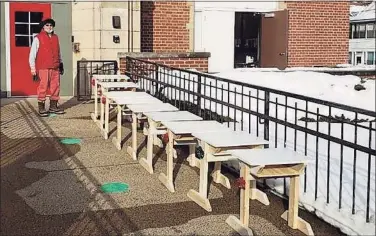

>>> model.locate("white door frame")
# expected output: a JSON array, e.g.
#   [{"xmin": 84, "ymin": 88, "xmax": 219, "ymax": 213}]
[{"xmin": 4, "ymin": 2, "xmax": 11, "ymax": 97}]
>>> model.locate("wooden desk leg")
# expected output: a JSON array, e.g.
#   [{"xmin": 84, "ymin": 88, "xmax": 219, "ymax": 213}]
[
  {"xmin": 140, "ymin": 119, "xmax": 154, "ymax": 174},
  {"xmin": 187, "ymin": 143, "xmax": 212, "ymax": 212},
  {"xmin": 91, "ymin": 81, "xmax": 98, "ymax": 121},
  {"xmin": 211, "ymin": 162, "xmax": 231, "ymax": 189},
  {"xmin": 126, "ymin": 113, "xmax": 138, "ymax": 161},
  {"xmin": 99, "ymin": 93, "xmax": 105, "ymax": 130},
  {"xmin": 249, "ymin": 176, "xmax": 270, "ymax": 206},
  {"xmin": 111, "ymin": 104, "xmax": 122, "ymax": 150},
  {"xmin": 226, "ymin": 163, "xmax": 253, "ymax": 235},
  {"xmin": 187, "ymin": 144, "xmax": 200, "ymax": 168},
  {"xmin": 281, "ymin": 176, "xmax": 314, "ymax": 236},
  {"xmin": 101, "ymin": 95, "xmax": 110, "ymax": 139},
  {"xmin": 158, "ymin": 130, "xmax": 175, "ymax": 192}
]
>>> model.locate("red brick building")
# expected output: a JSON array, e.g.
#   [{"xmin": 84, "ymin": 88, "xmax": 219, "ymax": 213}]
[{"xmin": 119, "ymin": 1, "xmax": 350, "ymax": 73}]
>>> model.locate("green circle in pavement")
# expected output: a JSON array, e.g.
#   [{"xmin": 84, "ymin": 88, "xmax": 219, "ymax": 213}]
[
  {"xmin": 60, "ymin": 138, "xmax": 81, "ymax": 145},
  {"xmin": 48, "ymin": 113, "xmax": 57, "ymax": 118},
  {"xmin": 101, "ymin": 182, "xmax": 129, "ymax": 193}
]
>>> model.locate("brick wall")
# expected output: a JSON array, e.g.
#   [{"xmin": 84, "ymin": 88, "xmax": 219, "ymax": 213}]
[
  {"xmin": 286, "ymin": 1, "xmax": 350, "ymax": 67},
  {"xmin": 141, "ymin": 1, "xmax": 191, "ymax": 52},
  {"xmin": 118, "ymin": 52, "xmax": 210, "ymax": 73}
]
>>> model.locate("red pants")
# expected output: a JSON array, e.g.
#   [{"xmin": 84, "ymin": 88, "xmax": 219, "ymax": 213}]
[{"xmin": 37, "ymin": 69, "xmax": 60, "ymax": 101}]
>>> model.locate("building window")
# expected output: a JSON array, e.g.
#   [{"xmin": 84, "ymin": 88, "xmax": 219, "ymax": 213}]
[
  {"xmin": 366, "ymin": 23, "xmax": 375, "ymax": 38},
  {"xmin": 350, "ymin": 24, "xmax": 355, "ymax": 39},
  {"xmin": 14, "ymin": 11, "xmax": 43, "ymax": 47},
  {"xmin": 359, "ymin": 24, "xmax": 366, "ymax": 38},
  {"xmin": 367, "ymin": 52, "xmax": 375, "ymax": 65},
  {"xmin": 349, "ymin": 52, "xmax": 352, "ymax": 64}
]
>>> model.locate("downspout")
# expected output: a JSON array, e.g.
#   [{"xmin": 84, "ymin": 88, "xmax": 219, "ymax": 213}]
[
  {"xmin": 128, "ymin": 1, "xmax": 130, "ymax": 52},
  {"xmin": 99, "ymin": 4, "xmax": 102, "ymax": 60},
  {"xmin": 192, "ymin": 1, "xmax": 195, "ymax": 51},
  {"xmin": 131, "ymin": 1, "xmax": 133, "ymax": 52}
]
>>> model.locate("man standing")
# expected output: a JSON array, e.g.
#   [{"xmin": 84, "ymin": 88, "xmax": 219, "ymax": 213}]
[{"xmin": 29, "ymin": 18, "xmax": 64, "ymax": 117}]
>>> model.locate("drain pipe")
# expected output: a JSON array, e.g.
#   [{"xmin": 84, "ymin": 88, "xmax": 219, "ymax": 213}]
[
  {"xmin": 130, "ymin": 1, "xmax": 133, "ymax": 52},
  {"xmin": 127, "ymin": 1, "xmax": 131, "ymax": 52}
]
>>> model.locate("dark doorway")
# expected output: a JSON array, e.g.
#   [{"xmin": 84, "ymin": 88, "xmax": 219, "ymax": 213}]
[{"xmin": 234, "ymin": 12, "xmax": 261, "ymax": 68}]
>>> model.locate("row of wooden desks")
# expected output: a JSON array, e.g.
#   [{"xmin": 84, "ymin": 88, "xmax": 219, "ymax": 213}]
[{"xmin": 89, "ymin": 75, "xmax": 314, "ymax": 236}]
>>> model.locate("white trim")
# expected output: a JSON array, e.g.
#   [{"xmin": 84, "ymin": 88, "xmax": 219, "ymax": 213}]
[{"xmin": 5, "ymin": 2, "xmax": 11, "ymax": 97}]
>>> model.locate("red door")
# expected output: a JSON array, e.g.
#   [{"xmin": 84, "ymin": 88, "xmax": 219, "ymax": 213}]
[
  {"xmin": 260, "ymin": 10, "xmax": 289, "ymax": 70},
  {"xmin": 9, "ymin": 2, "xmax": 51, "ymax": 96}
]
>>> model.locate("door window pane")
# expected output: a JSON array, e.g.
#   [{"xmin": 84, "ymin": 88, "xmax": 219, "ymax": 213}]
[
  {"xmin": 15, "ymin": 24, "xmax": 29, "ymax": 35},
  {"xmin": 30, "ymin": 12, "xmax": 43, "ymax": 23},
  {"xmin": 30, "ymin": 24, "xmax": 41, "ymax": 34},
  {"xmin": 15, "ymin": 36, "xmax": 29, "ymax": 47},
  {"xmin": 14, "ymin": 11, "xmax": 44, "ymax": 47},
  {"xmin": 348, "ymin": 52, "xmax": 352, "ymax": 64},
  {"xmin": 15, "ymin": 11, "xmax": 28, "ymax": 23},
  {"xmin": 367, "ymin": 52, "xmax": 375, "ymax": 65}
]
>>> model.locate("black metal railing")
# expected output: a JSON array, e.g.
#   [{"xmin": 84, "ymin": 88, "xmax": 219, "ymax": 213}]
[
  {"xmin": 76, "ymin": 60, "xmax": 119, "ymax": 101},
  {"xmin": 124, "ymin": 56, "xmax": 376, "ymax": 225}
]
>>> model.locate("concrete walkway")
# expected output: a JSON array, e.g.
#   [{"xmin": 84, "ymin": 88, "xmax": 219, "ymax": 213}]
[{"xmin": 0, "ymin": 98, "xmax": 345, "ymax": 236}]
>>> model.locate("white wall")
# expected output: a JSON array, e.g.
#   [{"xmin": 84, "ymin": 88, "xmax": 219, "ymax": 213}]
[
  {"xmin": 349, "ymin": 38, "xmax": 376, "ymax": 52},
  {"xmin": 195, "ymin": 1, "xmax": 278, "ymax": 12},
  {"xmin": 72, "ymin": 2, "xmax": 140, "ymax": 79},
  {"xmin": 194, "ymin": 1, "xmax": 279, "ymax": 73},
  {"xmin": 349, "ymin": 38, "xmax": 376, "ymax": 65}
]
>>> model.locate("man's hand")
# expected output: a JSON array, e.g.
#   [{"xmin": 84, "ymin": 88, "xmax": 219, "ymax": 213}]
[
  {"xmin": 59, "ymin": 63, "xmax": 64, "ymax": 75},
  {"xmin": 31, "ymin": 68, "xmax": 36, "ymax": 75}
]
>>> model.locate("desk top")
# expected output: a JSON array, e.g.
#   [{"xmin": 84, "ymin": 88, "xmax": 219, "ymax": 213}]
[
  {"xmin": 144, "ymin": 111, "xmax": 203, "ymax": 122},
  {"xmin": 162, "ymin": 120, "xmax": 229, "ymax": 135},
  {"xmin": 104, "ymin": 91, "xmax": 151, "ymax": 99},
  {"xmin": 228, "ymin": 148, "xmax": 312, "ymax": 166},
  {"xmin": 93, "ymin": 75, "xmax": 130, "ymax": 80},
  {"xmin": 98, "ymin": 81, "xmax": 138, "ymax": 89},
  {"xmin": 191, "ymin": 130, "xmax": 269, "ymax": 148},
  {"xmin": 112, "ymin": 96, "xmax": 162, "ymax": 105},
  {"xmin": 127, "ymin": 103, "xmax": 179, "ymax": 113}
]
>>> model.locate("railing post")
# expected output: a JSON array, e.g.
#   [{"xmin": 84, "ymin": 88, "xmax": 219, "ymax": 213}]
[
  {"xmin": 114, "ymin": 61, "xmax": 119, "ymax": 75},
  {"xmin": 264, "ymin": 91, "xmax": 270, "ymax": 148},
  {"xmin": 197, "ymin": 74, "xmax": 202, "ymax": 116},
  {"xmin": 76, "ymin": 60, "xmax": 81, "ymax": 101},
  {"xmin": 155, "ymin": 64, "xmax": 159, "ymax": 98}
]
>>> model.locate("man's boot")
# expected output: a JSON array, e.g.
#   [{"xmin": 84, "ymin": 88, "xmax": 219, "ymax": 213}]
[
  {"xmin": 49, "ymin": 100, "xmax": 65, "ymax": 114},
  {"xmin": 38, "ymin": 101, "xmax": 48, "ymax": 117}
]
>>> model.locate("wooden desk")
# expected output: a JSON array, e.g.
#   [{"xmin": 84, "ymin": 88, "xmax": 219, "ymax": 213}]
[
  {"xmin": 90, "ymin": 75, "xmax": 131, "ymax": 122},
  {"xmin": 140, "ymin": 111, "xmax": 203, "ymax": 174},
  {"xmin": 158, "ymin": 120, "xmax": 231, "ymax": 193},
  {"xmin": 125, "ymin": 103, "xmax": 179, "ymax": 161},
  {"xmin": 107, "ymin": 94, "xmax": 163, "ymax": 148},
  {"xmin": 100, "ymin": 92, "xmax": 161, "ymax": 140},
  {"xmin": 226, "ymin": 148, "xmax": 314, "ymax": 236},
  {"xmin": 187, "ymin": 131, "xmax": 269, "ymax": 212}
]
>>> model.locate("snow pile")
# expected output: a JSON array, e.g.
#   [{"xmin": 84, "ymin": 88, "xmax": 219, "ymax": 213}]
[{"xmin": 139, "ymin": 67, "xmax": 376, "ymax": 235}]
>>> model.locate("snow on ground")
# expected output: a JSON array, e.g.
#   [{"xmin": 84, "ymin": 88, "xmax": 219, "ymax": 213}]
[
  {"xmin": 216, "ymin": 70, "xmax": 375, "ymax": 112},
  {"xmin": 146, "ymin": 68, "xmax": 376, "ymax": 235}
]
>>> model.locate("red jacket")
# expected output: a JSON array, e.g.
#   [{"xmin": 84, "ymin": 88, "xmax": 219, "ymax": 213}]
[{"xmin": 35, "ymin": 31, "xmax": 60, "ymax": 70}]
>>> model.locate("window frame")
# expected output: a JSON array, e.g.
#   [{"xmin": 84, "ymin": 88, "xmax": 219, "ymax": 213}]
[{"xmin": 14, "ymin": 11, "xmax": 43, "ymax": 47}]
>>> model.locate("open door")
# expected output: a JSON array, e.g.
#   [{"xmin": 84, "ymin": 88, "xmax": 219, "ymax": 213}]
[{"xmin": 260, "ymin": 10, "xmax": 288, "ymax": 69}]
